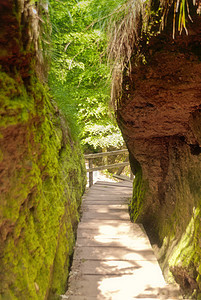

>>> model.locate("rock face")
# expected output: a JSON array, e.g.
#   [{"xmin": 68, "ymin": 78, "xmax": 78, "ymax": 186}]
[
  {"xmin": 0, "ymin": 1, "xmax": 86, "ymax": 299},
  {"xmin": 117, "ymin": 17, "xmax": 201, "ymax": 297}
]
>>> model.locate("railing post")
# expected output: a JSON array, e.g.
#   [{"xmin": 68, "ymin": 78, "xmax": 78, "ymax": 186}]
[
  {"xmin": 102, "ymin": 147, "xmax": 108, "ymax": 166},
  {"xmin": 88, "ymin": 158, "xmax": 93, "ymax": 187}
]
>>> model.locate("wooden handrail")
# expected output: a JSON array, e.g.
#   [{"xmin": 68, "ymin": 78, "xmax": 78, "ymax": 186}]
[
  {"xmin": 84, "ymin": 149, "xmax": 128, "ymax": 159},
  {"xmin": 86, "ymin": 162, "xmax": 129, "ymax": 172},
  {"xmin": 84, "ymin": 149, "xmax": 131, "ymax": 187}
]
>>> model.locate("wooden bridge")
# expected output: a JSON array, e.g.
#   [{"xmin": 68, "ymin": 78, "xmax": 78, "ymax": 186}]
[{"xmin": 64, "ymin": 181, "xmax": 181, "ymax": 300}]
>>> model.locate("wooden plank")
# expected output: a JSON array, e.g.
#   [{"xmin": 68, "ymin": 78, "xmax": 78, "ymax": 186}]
[
  {"xmin": 66, "ymin": 278, "xmax": 181, "ymax": 300},
  {"xmin": 78, "ymin": 219, "xmax": 139, "ymax": 228},
  {"xmin": 82, "ymin": 204, "xmax": 128, "ymax": 210},
  {"xmin": 77, "ymin": 224, "xmax": 149, "ymax": 239},
  {"xmin": 77, "ymin": 227, "xmax": 150, "ymax": 240},
  {"xmin": 71, "ymin": 259, "xmax": 164, "ymax": 276},
  {"xmin": 74, "ymin": 246, "xmax": 156, "ymax": 261},
  {"xmin": 83, "ymin": 191, "xmax": 131, "ymax": 196},
  {"xmin": 76, "ymin": 237, "xmax": 151, "ymax": 249},
  {"xmin": 82, "ymin": 198, "xmax": 129, "ymax": 204},
  {"xmin": 94, "ymin": 181, "xmax": 133, "ymax": 187},
  {"xmin": 84, "ymin": 195, "xmax": 130, "ymax": 201},
  {"xmin": 67, "ymin": 274, "xmax": 168, "ymax": 299},
  {"xmin": 66, "ymin": 296, "xmax": 178, "ymax": 300},
  {"xmin": 79, "ymin": 219, "xmax": 132, "ymax": 225},
  {"xmin": 86, "ymin": 162, "xmax": 130, "ymax": 172},
  {"xmin": 83, "ymin": 195, "xmax": 131, "ymax": 201},
  {"xmin": 84, "ymin": 183, "xmax": 132, "ymax": 194},
  {"xmin": 83, "ymin": 198, "xmax": 130, "ymax": 203},
  {"xmin": 77, "ymin": 231, "xmax": 148, "ymax": 239},
  {"xmin": 81, "ymin": 211, "xmax": 130, "ymax": 221},
  {"xmin": 82, "ymin": 200, "xmax": 129, "ymax": 205},
  {"xmin": 67, "ymin": 294, "xmax": 181, "ymax": 300},
  {"xmin": 84, "ymin": 149, "xmax": 128, "ymax": 159},
  {"xmin": 86, "ymin": 189, "xmax": 131, "ymax": 195},
  {"xmin": 88, "ymin": 184, "xmax": 133, "ymax": 192},
  {"xmin": 93, "ymin": 181, "xmax": 133, "ymax": 188}
]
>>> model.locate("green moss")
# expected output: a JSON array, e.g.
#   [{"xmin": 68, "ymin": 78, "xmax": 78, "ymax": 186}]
[
  {"xmin": 154, "ymin": 151, "xmax": 201, "ymax": 296},
  {"xmin": 0, "ymin": 148, "xmax": 3, "ymax": 161},
  {"xmin": 169, "ymin": 207, "xmax": 199, "ymax": 267},
  {"xmin": 48, "ymin": 211, "xmax": 75, "ymax": 300},
  {"xmin": 129, "ymin": 168, "xmax": 146, "ymax": 221},
  {"xmin": 161, "ymin": 206, "xmax": 201, "ymax": 297},
  {"xmin": 0, "ymin": 69, "xmax": 86, "ymax": 299},
  {"xmin": 0, "ymin": 71, "xmax": 34, "ymax": 127}
]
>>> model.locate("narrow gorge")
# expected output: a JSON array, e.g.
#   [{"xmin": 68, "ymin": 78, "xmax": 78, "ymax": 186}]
[{"xmin": 1, "ymin": 0, "xmax": 201, "ymax": 299}]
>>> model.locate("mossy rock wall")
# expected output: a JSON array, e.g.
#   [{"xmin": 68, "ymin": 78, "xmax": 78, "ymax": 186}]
[
  {"xmin": 0, "ymin": 1, "xmax": 86, "ymax": 299},
  {"xmin": 117, "ymin": 16, "xmax": 201, "ymax": 298}
]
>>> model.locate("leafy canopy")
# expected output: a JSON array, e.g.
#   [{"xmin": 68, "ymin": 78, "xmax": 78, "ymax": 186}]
[{"xmin": 48, "ymin": 0, "xmax": 125, "ymax": 150}]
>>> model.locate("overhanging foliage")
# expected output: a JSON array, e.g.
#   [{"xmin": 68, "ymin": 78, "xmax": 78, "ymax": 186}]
[
  {"xmin": 108, "ymin": 0, "xmax": 201, "ymax": 105},
  {"xmin": 48, "ymin": 0, "xmax": 125, "ymax": 150}
]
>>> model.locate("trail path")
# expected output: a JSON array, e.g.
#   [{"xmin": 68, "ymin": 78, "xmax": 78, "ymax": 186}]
[{"xmin": 64, "ymin": 181, "xmax": 181, "ymax": 300}]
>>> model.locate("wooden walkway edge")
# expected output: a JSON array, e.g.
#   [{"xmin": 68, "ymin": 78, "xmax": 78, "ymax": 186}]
[{"xmin": 64, "ymin": 181, "xmax": 181, "ymax": 300}]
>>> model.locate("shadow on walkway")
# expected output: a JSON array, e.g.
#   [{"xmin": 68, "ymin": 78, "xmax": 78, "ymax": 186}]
[{"xmin": 64, "ymin": 181, "xmax": 182, "ymax": 300}]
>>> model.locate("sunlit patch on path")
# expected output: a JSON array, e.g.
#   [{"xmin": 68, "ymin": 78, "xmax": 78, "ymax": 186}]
[{"xmin": 64, "ymin": 181, "xmax": 181, "ymax": 299}]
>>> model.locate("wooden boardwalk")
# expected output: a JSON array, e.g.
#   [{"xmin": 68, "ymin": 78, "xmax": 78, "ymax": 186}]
[{"xmin": 64, "ymin": 181, "xmax": 181, "ymax": 300}]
